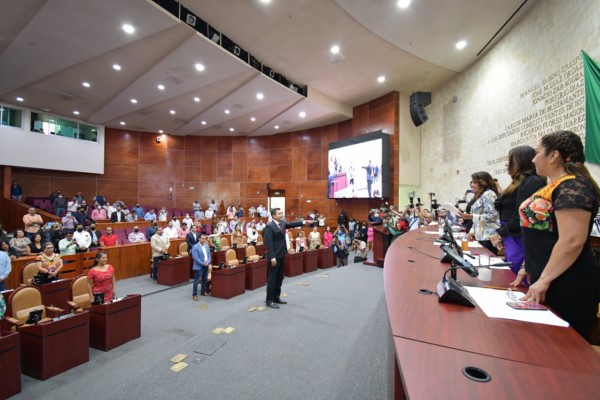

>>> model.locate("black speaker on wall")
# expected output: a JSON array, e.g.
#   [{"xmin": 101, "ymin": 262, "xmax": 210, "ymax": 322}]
[{"xmin": 410, "ymin": 91, "xmax": 432, "ymax": 127}]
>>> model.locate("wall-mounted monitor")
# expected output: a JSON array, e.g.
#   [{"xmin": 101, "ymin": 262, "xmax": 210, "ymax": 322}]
[{"xmin": 327, "ymin": 130, "xmax": 390, "ymax": 199}]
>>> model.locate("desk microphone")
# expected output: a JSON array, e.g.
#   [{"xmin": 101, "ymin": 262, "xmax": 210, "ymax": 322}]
[{"xmin": 489, "ymin": 262, "xmax": 512, "ymax": 268}]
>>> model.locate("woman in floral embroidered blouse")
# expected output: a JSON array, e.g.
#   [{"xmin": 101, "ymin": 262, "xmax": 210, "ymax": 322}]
[
  {"xmin": 511, "ymin": 131, "xmax": 600, "ymax": 340},
  {"xmin": 463, "ymin": 171, "xmax": 500, "ymax": 254},
  {"xmin": 36, "ymin": 242, "xmax": 63, "ymax": 281}
]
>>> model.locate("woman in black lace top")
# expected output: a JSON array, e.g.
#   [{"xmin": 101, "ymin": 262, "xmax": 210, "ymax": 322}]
[{"xmin": 512, "ymin": 131, "xmax": 600, "ymax": 339}]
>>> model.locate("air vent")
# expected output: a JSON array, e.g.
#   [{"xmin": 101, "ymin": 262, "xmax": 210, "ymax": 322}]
[
  {"xmin": 165, "ymin": 75, "xmax": 183, "ymax": 85},
  {"xmin": 60, "ymin": 91, "xmax": 76, "ymax": 99},
  {"xmin": 232, "ymin": 103, "xmax": 245, "ymax": 110},
  {"xmin": 138, "ymin": 109, "xmax": 152, "ymax": 116}
]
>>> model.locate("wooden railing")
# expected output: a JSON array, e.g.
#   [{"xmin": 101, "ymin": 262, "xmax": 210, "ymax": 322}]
[{"xmin": 0, "ymin": 197, "xmax": 60, "ymax": 232}]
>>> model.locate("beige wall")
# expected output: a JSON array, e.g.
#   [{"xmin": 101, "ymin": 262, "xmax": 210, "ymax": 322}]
[{"xmin": 419, "ymin": 0, "xmax": 600, "ymax": 203}]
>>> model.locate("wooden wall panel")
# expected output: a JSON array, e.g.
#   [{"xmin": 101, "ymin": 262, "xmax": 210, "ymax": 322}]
[
  {"xmin": 105, "ymin": 146, "xmax": 139, "ymax": 164},
  {"xmin": 10, "ymin": 92, "xmax": 399, "ymax": 224}
]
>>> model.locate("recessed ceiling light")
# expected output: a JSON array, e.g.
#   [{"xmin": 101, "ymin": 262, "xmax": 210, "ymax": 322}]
[
  {"xmin": 157, "ymin": 84, "xmax": 165, "ymax": 90},
  {"xmin": 455, "ymin": 40, "xmax": 467, "ymax": 50},
  {"xmin": 229, "ymin": 128, "xmax": 235, "ymax": 132},
  {"xmin": 112, "ymin": 64, "xmax": 121, "ymax": 71},
  {"xmin": 250, "ymin": 117, "xmax": 256, "ymax": 122},
  {"xmin": 299, "ymin": 111, "xmax": 306, "ymax": 118},
  {"xmin": 274, "ymin": 125, "xmax": 279, "ymax": 130},
  {"xmin": 82, "ymin": 82, "xmax": 91, "ymax": 88},
  {"xmin": 130, "ymin": 98, "xmax": 138, "ymax": 104},
  {"xmin": 377, "ymin": 75, "xmax": 386, "ymax": 83},
  {"xmin": 120, "ymin": 121, "xmax": 126, "ymax": 126},
  {"xmin": 201, "ymin": 121, "xmax": 207, "ymax": 125},
  {"xmin": 224, "ymin": 109, "xmax": 230, "ymax": 114},
  {"xmin": 397, "ymin": 0, "xmax": 411, "ymax": 9},
  {"xmin": 256, "ymin": 92, "xmax": 264, "ymax": 100},
  {"xmin": 122, "ymin": 24, "xmax": 135, "ymax": 34},
  {"xmin": 73, "ymin": 111, "xmax": 80, "ymax": 115},
  {"xmin": 195, "ymin": 63, "xmax": 205, "ymax": 71},
  {"xmin": 193, "ymin": 97, "xmax": 200, "ymax": 102},
  {"xmin": 169, "ymin": 110, "xmax": 176, "ymax": 115},
  {"xmin": 158, "ymin": 130, "xmax": 164, "ymax": 134},
  {"xmin": 330, "ymin": 45, "xmax": 340, "ymax": 54},
  {"xmin": 260, "ymin": 0, "xmax": 271, "ymax": 3},
  {"xmin": 16, "ymin": 97, "xmax": 24, "ymax": 102}
]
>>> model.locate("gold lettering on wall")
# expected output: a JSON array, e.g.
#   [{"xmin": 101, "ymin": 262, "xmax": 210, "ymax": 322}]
[{"xmin": 486, "ymin": 55, "xmax": 586, "ymax": 175}]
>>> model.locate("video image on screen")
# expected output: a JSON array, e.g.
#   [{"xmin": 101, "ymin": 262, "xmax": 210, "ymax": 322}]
[{"xmin": 328, "ymin": 139, "xmax": 383, "ymax": 199}]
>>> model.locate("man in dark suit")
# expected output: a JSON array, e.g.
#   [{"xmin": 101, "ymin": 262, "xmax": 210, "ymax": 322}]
[
  {"xmin": 186, "ymin": 225, "xmax": 200, "ymax": 252},
  {"xmin": 263, "ymin": 207, "xmax": 306, "ymax": 309},
  {"xmin": 111, "ymin": 205, "xmax": 125, "ymax": 223}
]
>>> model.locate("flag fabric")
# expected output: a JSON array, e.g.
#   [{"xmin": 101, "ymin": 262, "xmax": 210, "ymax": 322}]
[{"xmin": 582, "ymin": 50, "xmax": 600, "ymax": 164}]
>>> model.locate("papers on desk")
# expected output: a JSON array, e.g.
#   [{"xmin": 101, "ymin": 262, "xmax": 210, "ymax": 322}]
[
  {"xmin": 465, "ymin": 286, "xmax": 569, "ymax": 327},
  {"xmin": 466, "ymin": 255, "xmax": 510, "ymax": 269}
]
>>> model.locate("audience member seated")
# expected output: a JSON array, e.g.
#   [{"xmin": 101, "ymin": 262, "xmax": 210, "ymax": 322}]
[
  {"xmin": 146, "ymin": 221, "xmax": 158, "ymax": 240},
  {"xmin": 236, "ymin": 205, "xmax": 244, "ymax": 218},
  {"xmin": 128, "ymin": 226, "xmax": 146, "ymax": 244},
  {"xmin": 2, "ymin": 240, "xmax": 18, "ymax": 261},
  {"xmin": 23, "ymin": 207, "xmax": 44, "ymax": 240},
  {"xmin": 145, "ymin": 208, "xmax": 157, "ymax": 221},
  {"xmin": 99, "ymin": 227, "xmax": 118, "ymax": 248},
  {"xmin": 182, "ymin": 213, "xmax": 194, "ymax": 230},
  {"xmin": 91, "ymin": 204, "xmax": 107, "ymax": 220},
  {"xmin": 192, "ymin": 200, "xmax": 201, "ymax": 212},
  {"xmin": 37, "ymin": 242, "xmax": 63, "ymax": 282},
  {"xmin": 10, "ymin": 229, "xmax": 31, "ymax": 256},
  {"xmin": 0, "ymin": 244, "xmax": 11, "ymax": 290},
  {"xmin": 194, "ymin": 208, "xmax": 204, "ymax": 219},
  {"xmin": 163, "ymin": 221, "xmax": 178, "ymax": 240},
  {"xmin": 10, "ymin": 180, "xmax": 23, "ymax": 201},
  {"xmin": 248, "ymin": 205, "xmax": 256, "ymax": 218},
  {"xmin": 158, "ymin": 207, "xmax": 168, "ymax": 222},
  {"xmin": 124, "ymin": 206, "xmax": 136, "ymax": 222},
  {"xmin": 73, "ymin": 223, "xmax": 92, "ymax": 252},
  {"xmin": 87, "ymin": 252, "xmax": 116, "ymax": 302},
  {"xmin": 53, "ymin": 192, "xmax": 67, "ymax": 216},
  {"xmin": 256, "ymin": 220, "xmax": 265, "ymax": 232},
  {"xmin": 59, "ymin": 231, "xmax": 78, "ymax": 255},
  {"xmin": 26, "ymin": 233, "xmax": 44, "ymax": 255},
  {"xmin": 204, "ymin": 208, "xmax": 214, "ymax": 219},
  {"xmin": 62, "ymin": 211, "xmax": 78, "ymax": 230},
  {"xmin": 132, "ymin": 204, "xmax": 144, "ymax": 220},
  {"xmin": 178, "ymin": 222, "xmax": 189, "ymax": 238},
  {"xmin": 111, "ymin": 205, "xmax": 126, "ymax": 223}
]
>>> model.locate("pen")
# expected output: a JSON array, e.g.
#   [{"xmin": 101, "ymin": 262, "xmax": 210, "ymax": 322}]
[{"xmin": 483, "ymin": 285, "xmax": 509, "ymax": 290}]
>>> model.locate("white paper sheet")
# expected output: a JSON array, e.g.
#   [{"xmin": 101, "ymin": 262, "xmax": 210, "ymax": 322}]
[{"xmin": 465, "ymin": 286, "xmax": 569, "ymax": 327}]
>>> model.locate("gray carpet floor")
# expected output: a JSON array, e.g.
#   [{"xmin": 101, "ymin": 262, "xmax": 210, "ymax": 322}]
[{"xmin": 12, "ymin": 260, "xmax": 389, "ymax": 400}]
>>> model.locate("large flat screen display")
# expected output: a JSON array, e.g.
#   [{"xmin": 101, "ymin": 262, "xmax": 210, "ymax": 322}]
[{"xmin": 327, "ymin": 130, "xmax": 390, "ymax": 199}]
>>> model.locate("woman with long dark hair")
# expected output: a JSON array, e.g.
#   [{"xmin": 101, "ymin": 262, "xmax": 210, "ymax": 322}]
[
  {"xmin": 87, "ymin": 252, "xmax": 116, "ymax": 302},
  {"xmin": 512, "ymin": 131, "xmax": 600, "ymax": 340},
  {"xmin": 463, "ymin": 171, "xmax": 500, "ymax": 254},
  {"xmin": 491, "ymin": 146, "xmax": 546, "ymax": 274}
]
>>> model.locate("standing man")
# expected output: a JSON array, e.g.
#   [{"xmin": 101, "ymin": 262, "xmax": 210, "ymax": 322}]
[
  {"xmin": 111, "ymin": 205, "xmax": 125, "ymax": 223},
  {"xmin": 191, "ymin": 234, "xmax": 211, "ymax": 300},
  {"xmin": 73, "ymin": 224, "xmax": 92, "ymax": 252},
  {"xmin": 362, "ymin": 160, "xmax": 374, "ymax": 197},
  {"xmin": 186, "ymin": 225, "xmax": 200, "ymax": 251},
  {"xmin": 263, "ymin": 208, "xmax": 306, "ymax": 309},
  {"xmin": 150, "ymin": 226, "xmax": 170, "ymax": 283},
  {"xmin": 23, "ymin": 207, "xmax": 44, "ymax": 240},
  {"xmin": 10, "ymin": 181, "xmax": 22, "ymax": 201}
]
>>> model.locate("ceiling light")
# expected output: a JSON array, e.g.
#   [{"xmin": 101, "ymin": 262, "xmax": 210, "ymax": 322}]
[
  {"xmin": 120, "ymin": 121, "xmax": 126, "ymax": 126},
  {"xmin": 260, "ymin": 0, "xmax": 271, "ymax": 3},
  {"xmin": 130, "ymin": 98, "xmax": 138, "ymax": 104},
  {"xmin": 82, "ymin": 82, "xmax": 91, "ymax": 88},
  {"xmin": 16, "ymin": 97, "xmax": 24, "ymax": 102},
  {"xmin": 157, "ymin": 84, "xmax": 165, "ymax": 90},
  {"xmin": 169, "ymin": 110, "xmax": 176, "ymax": 115},
  {"xmin": 201, "ymin": 121, "xmax": 207, "ymax": 125},
  {"xmin": 73, "ymin": 111, "xmax": 80, "ymax": 115},
  {"xmin": 274, "ymin": 125, "xmax": 279, "ymax": 130},
  {"xmin": 250, "ymin": 117, "xmax": 256, "ymax": 122},
  {"xmin": 195, "ymin": 63, "xmax": 205, "ymax": 71},
  {"xmin": 224, "ymin": 109, "xmax": 230, "ymax": 114},
  {"xmin": 112, "ymin": 64, "xmax": 121, "ymax": 71},
  {"xmin": 397, "ymin": 0, "xmax": 411, "ymax": 9},
  {"xmin": 330, "ymin": 45, "xmax": 340, "ymax": 54},
  {"xmin": 377, "ymin": 75, "xmax": 386, "ymax": 83},
  {"xmin": 256, "ymin": 92, "xmax": 264, "ymax": 100},
  {"xmin": 158, "ymin": 130, "xmax": 164, "ymax": 134},
  {"xmin": 122, "ymin": 24, "xmax": 135, "ymax": 34},
  {"xmin": 193, "ymin": 97, "xmax": 200, "ymax": 102},
  {"xmin": 299, "ymin": 111, "xmax": 306, "ymax": 118},
  {"xmin": 50, "ymin": 119, "xmax": 55, "ymax": 123},
  {"xmin": 455, "ymin": 40, "xmax": 467, "ymax": 50},
  {"xmin": 229, "ymin": 128, "xmax": 235, "ymax": 132}
]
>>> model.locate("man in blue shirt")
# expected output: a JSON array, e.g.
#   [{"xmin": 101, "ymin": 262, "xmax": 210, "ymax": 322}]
[
  {"xmin": 93, "ymin": 192, "xmax": 106, "ymax": 206},
  {"xmin": 191, "ymin": 234, "xmax": 211, "ymax": 300},
  {"xmin": 10, "ymin": 181, "xmax": 22, "ymax": 201},
  {"xmin": 132, "ymin": 204, "xmax": 144, "ymax": 219},
  {"xmin": 144, "ymin": 208, "xmax": 157, "ymax": 221}
]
